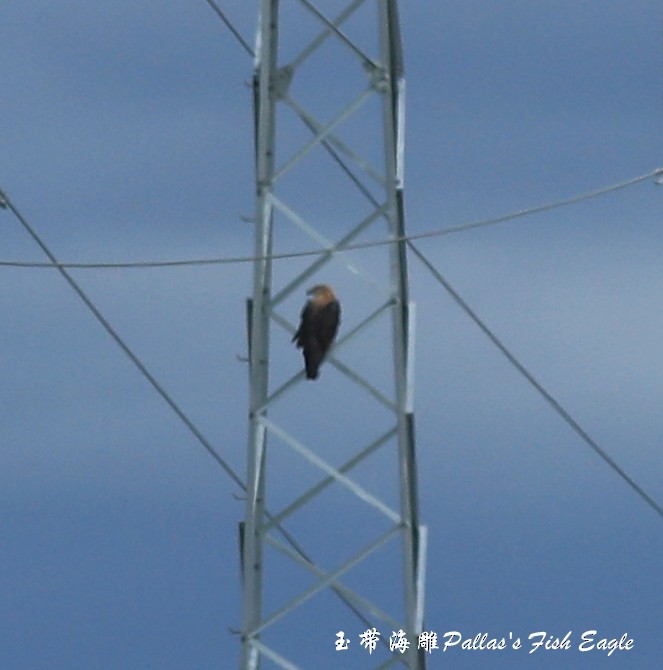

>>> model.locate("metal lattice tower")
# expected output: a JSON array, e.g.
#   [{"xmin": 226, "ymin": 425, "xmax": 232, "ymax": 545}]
[{"xmin": 241, "ymin": 1, "xmax": 426, "ymax": 667}]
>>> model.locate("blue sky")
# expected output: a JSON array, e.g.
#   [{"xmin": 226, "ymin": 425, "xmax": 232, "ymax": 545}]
[{"xmin": 1, "ymin": 1, "xmax": 662, "ymax": 668}]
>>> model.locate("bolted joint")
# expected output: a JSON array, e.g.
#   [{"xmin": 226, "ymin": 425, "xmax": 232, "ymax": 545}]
[
  {"xmin": 273, "ymin": 65, "xmax": 294, "ymax": 99},
  {"xmin": 365, "ymin": 61, "xmax": 390, "ymax": 93}
]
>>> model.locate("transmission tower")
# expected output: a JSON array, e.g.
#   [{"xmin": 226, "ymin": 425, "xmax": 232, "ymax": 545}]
[{"xmin": 241, "ymin": 1, "xmax": 426, "ymax": 668}]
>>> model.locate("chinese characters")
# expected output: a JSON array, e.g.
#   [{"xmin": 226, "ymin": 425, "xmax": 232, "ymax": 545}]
[{"xmin": 338, "ymin": 629, "xmax": 439, "ymax": 655}]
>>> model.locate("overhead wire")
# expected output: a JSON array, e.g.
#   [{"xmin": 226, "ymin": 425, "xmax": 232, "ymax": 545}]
[
  {"xmin": 200, "ymin": 0, "xmax": 663, "ymax": 525},
  {"xmin": 0, "ymin": 168, "xmax": 660, "ymax": 271},
  {"xmin": 0, "ymin": 187, "xmax": 358, "ymax": 602},
  {"xmin": 408, "ymin": 240, "xmax": 663, "ymax": 523},
  {"xmin": 288, "ymin": 78, "xmax": 663, "ymax": 525},
  {"xmin": 0, "ymin": 3, "xmax": 407, "ymax": 639},
  {"xmin": 0, "ymin": 189, "xmax": 384, "ymax": 639},
  {"xmin": 0, "ymin": 2, "xmax": 387, "ymax": 641},
  {"xmin": 3, "ymin": 4, "xmax": 660, "ymax": 643},
  {"xmin": 0, "ymin": 187, "xmax": 245, "ymax": 491},
  {"xmin": 199, "ymin": 2, "xmax": 397, "ymax": 636},
  {"xmin": 202, "ymin": 0, "xmax": 255, "ymax": 58},
  {"xmin": 148, "ymin": 0, "xmax": 660, "ymax": 645},
  {"xmin": 4, "ymin": 171, "xmax": 661, "ymax": 525}
]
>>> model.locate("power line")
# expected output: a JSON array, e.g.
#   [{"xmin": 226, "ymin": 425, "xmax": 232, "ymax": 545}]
[
  {"xmin": 0, "ymin": 187, "xmax": 246, "ymax": 491},
  {"xmin": 298, "ymin": 85, "xmax": 659, "ymax": 526},
  {"xmin": 203, "ymin": 0, "xmax": 255, "ymax": 58},
  {"xmin": 3, "ymin": 1, "xmax": 381, "ymax": 640},
  {"xmin": 3, "ymin": 179, "xmax": 662, "ymax": 524},
  {"xmin": 1, "ymin": 168, "xmax": 660, "ymax": 271},
  {"xmin": 0, "ymin": 185, "xmax": 380, "ymax": 635},
  {"xmin": 408, "ymin": 240, "xmax": 663, "ymax": 523},
  {"xmin": 296, "ymin": 87, "xmax": 662, "ymax": 523}
]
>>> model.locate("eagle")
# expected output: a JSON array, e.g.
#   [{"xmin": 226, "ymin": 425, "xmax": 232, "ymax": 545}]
[{"xmin": 292, "ymin": 284, "xmax": 341, "ymax": 380}]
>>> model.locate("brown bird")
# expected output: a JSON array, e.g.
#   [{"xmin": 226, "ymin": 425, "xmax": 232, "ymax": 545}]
[{"xmin": 292, "ymin": 284, "xmax": 341, "ymax": 380}]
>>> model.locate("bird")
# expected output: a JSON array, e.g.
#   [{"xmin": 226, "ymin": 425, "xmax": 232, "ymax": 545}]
[{"xmin": 292, "ymin": 284, "xmax": 341, "ymax": 380}]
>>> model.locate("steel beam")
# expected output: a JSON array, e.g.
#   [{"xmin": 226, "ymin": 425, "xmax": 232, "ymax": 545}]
[{"xmin": 241, "ymin": 3, "xmax": 425, "ymax": 668}]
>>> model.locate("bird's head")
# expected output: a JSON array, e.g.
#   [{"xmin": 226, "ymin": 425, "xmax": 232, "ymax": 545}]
[{"xmin": 307, "ymin": 284, "xmax": 336, "ymax": 304}]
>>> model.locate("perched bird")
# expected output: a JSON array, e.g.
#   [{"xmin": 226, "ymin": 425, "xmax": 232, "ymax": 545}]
[{"xmin": 292, "ymin": 284, "xmax": 341, "ymax": 380}]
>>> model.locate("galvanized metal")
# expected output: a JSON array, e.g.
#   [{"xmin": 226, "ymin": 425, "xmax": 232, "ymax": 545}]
[
  {"xmin": 242, "ymin": 2, "xmax": 426, "ymax": 668},
  {"xmin": 241, "ymin": 3, "xmax": 278, "ymax": 669}
]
